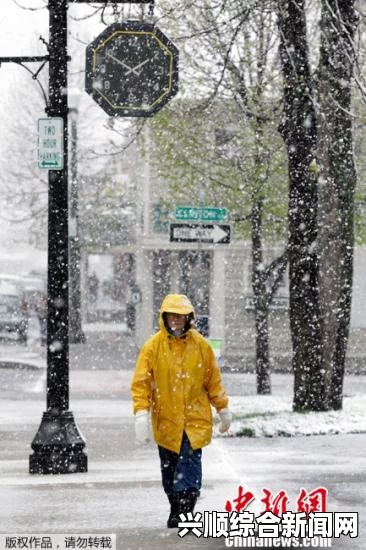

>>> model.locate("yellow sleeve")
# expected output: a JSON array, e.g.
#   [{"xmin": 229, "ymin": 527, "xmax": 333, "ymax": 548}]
[
  {"xmin": 130, "ymin": 340, "xmax": 154, "ymax": 414},
  {"xmin": 204, "ymin": 341, "xmax": 229, "ymax": 412}
]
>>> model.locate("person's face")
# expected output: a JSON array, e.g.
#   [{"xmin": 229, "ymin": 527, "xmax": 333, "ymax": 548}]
[{"xmin": 166, "ymin": 312, "xmax": 186, "ymax": 332}]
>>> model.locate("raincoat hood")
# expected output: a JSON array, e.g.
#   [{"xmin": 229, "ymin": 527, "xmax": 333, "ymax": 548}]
[
  {"xmin": 159, "ymin": 294, "xmax": 195, "ymax": 337},
  {"xmin": 159, "ymin": 294, "xmax": 195, "ymax": 316}
]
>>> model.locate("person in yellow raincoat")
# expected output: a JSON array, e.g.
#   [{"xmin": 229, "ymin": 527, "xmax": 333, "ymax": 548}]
[{"xmin": 131, "ymin": 294, "xmax": 232, "ymax": 528}]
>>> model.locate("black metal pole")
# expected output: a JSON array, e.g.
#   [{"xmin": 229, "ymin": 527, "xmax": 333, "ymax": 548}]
[
  {"xmin": 29, "ymin": 0, "xmax": 87, "ymax": 474},
  {"xmin": 69, "ymin": 108, "xmax": 86, "ymax": 343}
]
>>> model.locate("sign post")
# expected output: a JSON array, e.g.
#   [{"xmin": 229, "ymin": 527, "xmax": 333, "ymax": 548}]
[{"xmin": 29, "ymin": 0, "xmax": 87, "ymax": 475}]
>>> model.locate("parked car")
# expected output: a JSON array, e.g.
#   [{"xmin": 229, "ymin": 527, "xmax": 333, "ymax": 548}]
[
  {"xmin": 19, "ymin": 275, "xmax": 46, "ymax": 311},
  {"xmin": 0, "ymin": 281, "xmax": 28, "ymax": 342}
]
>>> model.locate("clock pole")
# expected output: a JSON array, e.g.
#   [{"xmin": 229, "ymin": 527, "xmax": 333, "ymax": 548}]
[{"xmin": 29, "ymin": 0, "xmax": 87, "ymax": 475}]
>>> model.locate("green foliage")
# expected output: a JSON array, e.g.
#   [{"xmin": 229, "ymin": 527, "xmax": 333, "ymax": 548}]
[
  {"xmin": 136, "ymin": 0, "xmax": 290, "ymax": 245},
  {"xmin": 143, "ymin": 98, "xmax": 289, "ymax": 243},
  {"xmin": 236, "ymin": 427, "xmax": 256, "ymax": 438}
]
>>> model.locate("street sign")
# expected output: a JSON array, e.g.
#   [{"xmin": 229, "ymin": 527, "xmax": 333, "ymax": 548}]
[
  {"xmin": 130, "ymin": 285, "xmax": 142, "ymax": 305},
  {"xmin": 38, "ymin": 118, "xmax": 63, "ymax": 170},
  {"xmin": 85, "ymin": 21, "xmax": 179, "ymax": 117},
  {"xmin": 170, "ymin": 223, "xmax": 231, "ymax": 244},
  {"xmin": 175, "ymin": 206, "xmax": 228, "ymax": 222}
]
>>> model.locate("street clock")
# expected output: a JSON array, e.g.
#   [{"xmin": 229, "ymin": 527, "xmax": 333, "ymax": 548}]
[{"xmin": 85, "ymin": 21, "xmax": 179, "ymax": 117}]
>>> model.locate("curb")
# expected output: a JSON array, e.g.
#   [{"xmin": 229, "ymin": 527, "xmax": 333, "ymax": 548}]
[{"xmin": 0, "ymin": 357, "xmax": 46, "ymax": 371}]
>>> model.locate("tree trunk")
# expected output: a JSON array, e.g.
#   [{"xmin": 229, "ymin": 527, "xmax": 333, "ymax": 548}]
[
  {"xmin": 277, "ymin": 0, "xmax": 324, "ymax": 411},
  {"xmin": 255, "ymin": 307, "xmax": 271, "ymax": 395},
  {"xmin": 251, "ymin": 196, "xmax": 271, "ymax": 394},
  {"xmin": 317, "ymin": 0, "xmax": 358, "ymax": 410}
]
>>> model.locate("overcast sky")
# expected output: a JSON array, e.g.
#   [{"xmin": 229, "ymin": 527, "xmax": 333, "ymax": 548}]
[
  {"xmin": 0, "ymin": 1, "xmax": 130, "ymax": 258},
  {"xmin": 1, "ymin": 1, "xmax": 48, "ymax": 51}
]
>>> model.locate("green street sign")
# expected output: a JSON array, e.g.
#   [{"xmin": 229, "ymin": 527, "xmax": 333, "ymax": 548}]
[
  {"xmin": 175, "ymin": 206, "xmax": 228, "ymax": 222},
  {"xmin": 38, "ymin": 118, "xmax": 63, "ymax": 170}
]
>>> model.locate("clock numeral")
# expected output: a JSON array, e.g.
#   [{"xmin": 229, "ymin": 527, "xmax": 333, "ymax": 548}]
[
  {"xmin": 105, "ymin": 47, "xmax": 116, "ymax": 57},
  {"xmin": 127, "ymin": 91, "xmax": 137, "ymax": 103},
  {"xmin": 104, "ymin": 80, "xmax": 111, "ymax": 91}
]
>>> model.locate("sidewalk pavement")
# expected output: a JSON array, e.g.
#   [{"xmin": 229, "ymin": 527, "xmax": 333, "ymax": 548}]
[
  {"xmin": 1, "ymin": 379, "xmax": 365, "ymax": 550},
  {"xmin": 0, "ymin": 326, "xmax": 365, "ymax": 550},
  {"xmin": 0, "ymin": 322, "xmax": 139, "ymax": 371}
]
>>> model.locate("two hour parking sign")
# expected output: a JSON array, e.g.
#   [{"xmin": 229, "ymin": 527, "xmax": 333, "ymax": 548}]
[{"xmin": 38, "ymin": 118, "xmax": 63, "ymax": 170}]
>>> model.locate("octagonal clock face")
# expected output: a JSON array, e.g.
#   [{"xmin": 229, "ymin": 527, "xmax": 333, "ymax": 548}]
[{"xmin": 85, "ymin": 21, "xmax": 179, "ymax": 117}]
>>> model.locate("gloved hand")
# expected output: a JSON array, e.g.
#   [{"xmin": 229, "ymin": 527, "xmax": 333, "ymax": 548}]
[
  {"xmin": 218, "ymin": 408, "xmax": 232, "ymax": 433},
  {"xmin": 134, "ymin": 410, "xmax": 151, "ymax": 444}
]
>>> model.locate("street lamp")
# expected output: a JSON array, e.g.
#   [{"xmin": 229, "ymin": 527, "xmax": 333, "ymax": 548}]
[{"xmin": 69, "ymin": 107, "xmax": 86, "ymax": 344}]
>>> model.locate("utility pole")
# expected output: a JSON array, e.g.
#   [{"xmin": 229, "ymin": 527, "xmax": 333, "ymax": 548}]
[{"xmin": 29, "ymin": 0, "xmax": 87, "ymax": 474}]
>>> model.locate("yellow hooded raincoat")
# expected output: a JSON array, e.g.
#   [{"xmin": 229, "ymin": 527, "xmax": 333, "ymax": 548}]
[{"xmin": 131, "ymin": 294, "xmax": 229, "ymax": 453}]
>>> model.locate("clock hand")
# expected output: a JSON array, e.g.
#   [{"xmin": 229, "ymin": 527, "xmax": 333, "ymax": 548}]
[
  {"xmin": 106, "ymin": 52, "xmax": 134, "ymax": 73},
  {"xmin": 125, "ymin": 58, "xmax": 149, "ymax": 76}
]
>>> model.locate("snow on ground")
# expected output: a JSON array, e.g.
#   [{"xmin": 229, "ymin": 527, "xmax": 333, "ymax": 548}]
[{"xmin": 225, "ymin": 393, "xmax": 366, "ymax": 438}]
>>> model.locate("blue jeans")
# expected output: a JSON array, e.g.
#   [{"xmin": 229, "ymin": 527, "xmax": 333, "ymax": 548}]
[{"xmin": 158, "ymin": 432, "xmax": 202, "ymax": 496}]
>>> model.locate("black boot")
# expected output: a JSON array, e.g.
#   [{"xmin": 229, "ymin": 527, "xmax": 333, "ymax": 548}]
[
  {"xmin": 167, "ymin": 493, "xmax": 180, "ymax": 528},
  {"xmin": 179, "ymin": 492, "xmax": 198, "ymax": 516}
]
